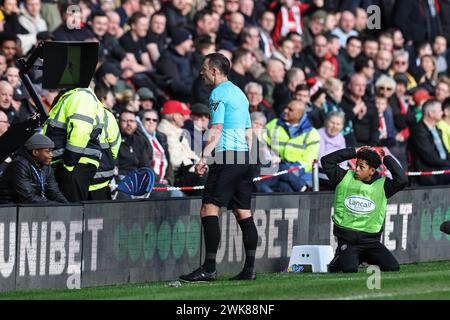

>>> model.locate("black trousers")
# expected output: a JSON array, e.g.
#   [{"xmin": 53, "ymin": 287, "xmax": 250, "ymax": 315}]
[
  {"xmin": 329, "ymin": 239, "xmax": 400, "ymax": 273},
  {"xmin": 88, "ymin": 186, "xmax": 112, "ymax": 201},
  {"xmin": 55, "ymin": 163, "xmax": 97, "ymax": 202}
]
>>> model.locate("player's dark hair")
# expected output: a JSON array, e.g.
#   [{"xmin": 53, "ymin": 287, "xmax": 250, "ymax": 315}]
[
  {"xmin": 356, "ymin": 149, "xmax": 381, "ymax": 169},
  {"xmin": 205, "ymin": 53, "xmax": 231, "ymax": 76}
]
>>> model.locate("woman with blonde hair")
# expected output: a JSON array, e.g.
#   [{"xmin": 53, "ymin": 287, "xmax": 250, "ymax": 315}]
[
  {"xmin": 322, "ymin": 77, "xmax": 355, "ymax": 142},
  {"xmin": 306, "ymin": 77, "xmax": 345, "ymax": 129},
  {"xmin": 113, "ymin": 89, "xmax": 138, "ymax": 115},
  {"xmin": 322, "ymin": 77, "xmax": 344, "ymax": 107},
  {"xmin": 419, "ymin": 55, "xmax": 438, "ymax": 89}
]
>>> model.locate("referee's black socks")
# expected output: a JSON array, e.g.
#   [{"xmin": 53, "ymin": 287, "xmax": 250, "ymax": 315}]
[
  {"xmin": 238, "ymin": 216, "xmax": 258, "ymax": 271},
  {"xmin": 201, "ymin": 216, "xmax": 221, "ymax": 273}
]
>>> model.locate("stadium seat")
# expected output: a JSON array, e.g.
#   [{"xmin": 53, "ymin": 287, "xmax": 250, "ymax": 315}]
[
  {"xmin": 112, "ymin": 167, "xmax": 155, "ymax": 200},
  {"xmin": 288, "ymin": 245, "xmax": 334, "ymax": 273}
]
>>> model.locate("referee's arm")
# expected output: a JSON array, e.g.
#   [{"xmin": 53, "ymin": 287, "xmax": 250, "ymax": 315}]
[
  {"xmin": 202, "ymin": 124, "xmax": 224, "ymax": 158},
  {"xmin": 195, "ymin": 124, "xmax": 223, "ymax": 176},
  {"xmin": 246, "ymin": 127, "xmax": 252, "ymax": 150}
]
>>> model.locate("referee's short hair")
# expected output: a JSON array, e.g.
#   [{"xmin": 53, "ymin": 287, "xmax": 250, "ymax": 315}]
[{"xmin": 205, "ymin": 53, "xmax": 231, "ymax": 76}]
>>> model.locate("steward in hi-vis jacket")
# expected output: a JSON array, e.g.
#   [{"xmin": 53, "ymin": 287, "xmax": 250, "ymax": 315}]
[
  {"xmin": 88, "ymin": 107, "xmax": 121, "ymax": 200},
  {"xmin": 43, "ymin": 87, "xmax": 105, "ymax": 202}
]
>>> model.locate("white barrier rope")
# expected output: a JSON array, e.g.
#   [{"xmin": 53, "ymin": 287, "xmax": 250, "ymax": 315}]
[
  {"xmin": 404, "ymin": 169, "xmax": 450, "ymax": 176},
  {"xmin": 152, "ymin": 166, "xmax": 450, "ymax": 192},
  {"xmin": 153, "ymin": 165, "xmax": 305, "ymax": 192}
]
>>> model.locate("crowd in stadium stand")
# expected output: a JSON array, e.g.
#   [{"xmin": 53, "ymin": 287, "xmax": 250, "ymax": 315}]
[{"xmin": 0, "ymin": 0, "xmax": 450, "ymax": 202}]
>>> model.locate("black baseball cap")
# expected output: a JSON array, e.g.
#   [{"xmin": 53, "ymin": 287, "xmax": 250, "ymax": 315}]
[
  {"xmin": 97, "ymin": 61, "xmax": 122, "ymax": 78},
  {"xmin": 190, "ymin": 103, "xmax": 210, "ymax": 116}
]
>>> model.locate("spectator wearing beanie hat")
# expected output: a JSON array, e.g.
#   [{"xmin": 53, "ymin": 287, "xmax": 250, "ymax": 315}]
[
  {"xmin": 156, "ymin": 28, "xmax": 195, "ymax": 102},
  {"xmin": 95, "ymin": 61, "xmax": 123, "ymax": 95},
  {"xmin": 302, "ymin": 10, "xmax": 327, "ymax": 49},
  {"xmin": 0, "ymin": 133, "xmax": 68, "ymax": 204},
  {"xmin": 136, "ymin": 87, "xmax": 158, "ymax": 111},
  {"xmin": 183, "ymin": 103, "xmax": 210, "ymax": 157}
]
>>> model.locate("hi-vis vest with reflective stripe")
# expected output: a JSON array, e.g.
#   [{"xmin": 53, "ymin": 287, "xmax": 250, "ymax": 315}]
[
  {"xmin": 333, "ymin": 170, "xmax": 387, "ymax": 234},
  {"xmin": 43, "ymin": 88, "xmax": 104, "ymax": 171},
  {"xmin": 89, "ymin": 108, "xmax": 121, "ymax": 191},
  {"xmin": 264, "ymin": 119, "xmax": 320, "ymax": 172}
]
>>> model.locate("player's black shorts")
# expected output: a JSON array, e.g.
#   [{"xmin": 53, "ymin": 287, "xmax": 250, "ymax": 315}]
[{"xmin": 202, "ymin": 151, "xmax": 255, "ymax": 210}]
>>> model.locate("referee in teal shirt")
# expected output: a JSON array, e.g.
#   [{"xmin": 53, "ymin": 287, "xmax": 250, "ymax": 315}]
[{"xmin": 180, "ymin": 53, "xmax": 258, "ymax": 282}]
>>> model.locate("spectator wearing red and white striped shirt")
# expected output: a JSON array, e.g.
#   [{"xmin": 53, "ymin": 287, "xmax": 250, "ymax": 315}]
[
  {"xmin": 271, "ymin": 0, "xmax": 310, "ymax": 45},
  {"xmin": 137, "ymin": 109, "xmax": 184, "ymax": 197}
]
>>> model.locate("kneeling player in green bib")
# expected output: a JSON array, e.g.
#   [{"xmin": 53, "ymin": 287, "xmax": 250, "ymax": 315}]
[{"xmin": 321, "ymin": 147, "xmax": 408, "ymax": 273}]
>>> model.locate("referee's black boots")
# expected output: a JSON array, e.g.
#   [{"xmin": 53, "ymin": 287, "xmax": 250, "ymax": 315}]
[
  {"xmin": 179, "ymin": 267, "xmax": 217, "ymax": 282},
  {"xmin": 229, "ymin": 268, "xmax": 256, "ymax": 281}
]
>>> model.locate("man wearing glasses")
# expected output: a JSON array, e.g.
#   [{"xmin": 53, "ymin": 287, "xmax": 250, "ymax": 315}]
[
  {"xmin": 116, "ymin": 111, "xmax": 152, "ymax": 182},
  {"xmin": 389, "ymin": 50, "xmax": 417, "ymax": 90},
  {"xmin": 139, "ymin": 110, "xmax": 166, "ymax": 181},
  {"xmin": 137, "ymin": 109, "xmax": 183, "ymax": 198}
]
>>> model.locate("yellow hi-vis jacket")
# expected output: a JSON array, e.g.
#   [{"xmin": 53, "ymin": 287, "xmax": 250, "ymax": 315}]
[
  {"xmin": 89, "ymin": 108, "xmax": 121, "ymax": 191},
  {"xmin": 264, "ymin": 117, "xmax": 320, "ymax": 172},
  {"xmin": 43, "ymin": 88, "xmax": 104, "ymax": 171}
]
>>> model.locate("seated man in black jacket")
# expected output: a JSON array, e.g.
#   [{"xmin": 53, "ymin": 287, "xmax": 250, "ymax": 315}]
[
  {"xmin": 340, "ymin": 74, "xmax": 379, "ymax": 147},
  {"xmin": 408, "ymin": 99, "xmax": 450, "ymax": 186},
  {"xmin": 0, "ymin": 133, "xmax": 68, "ymax": 204},
  {"xmin": 321, "ymin": 146, "xmax": 407, "ymax": 273},
  {"xmin": 117, "ymin": 110, "xmax": 153, "ymax": 177},
  {"xmin": 116, "ymin": 110, "xmax": 153, "ymax": 199}
]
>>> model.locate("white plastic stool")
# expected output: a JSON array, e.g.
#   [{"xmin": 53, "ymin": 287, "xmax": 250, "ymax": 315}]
[{"xmin": 288, "ymin": 245, "xmax": 334, "ymax": 273}]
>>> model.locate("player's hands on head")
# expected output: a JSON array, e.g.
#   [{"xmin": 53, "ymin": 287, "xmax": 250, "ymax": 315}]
[
  {"xmin": 377, "ymin": 148, "xmax": 385, "ymax": 160},
  {"xmin": 355, "ymin": 146, "xmax": 386, "ymax": 163},
  {"xmin": 355, "ymin": 146, "xmax": 372, "ymax": 154}
]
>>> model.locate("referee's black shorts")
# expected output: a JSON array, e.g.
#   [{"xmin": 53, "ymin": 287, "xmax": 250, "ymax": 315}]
[{"xmin": 202, "ymin": 151, "xmax": 255, "ymax": 210}]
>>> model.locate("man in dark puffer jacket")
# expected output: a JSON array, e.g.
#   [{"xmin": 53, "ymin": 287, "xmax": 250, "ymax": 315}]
[{"xmin": 0, "ymin": 133, "xmax": 68, "ymax": 204}]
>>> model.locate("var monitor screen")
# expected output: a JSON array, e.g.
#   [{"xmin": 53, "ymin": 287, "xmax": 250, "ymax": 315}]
[{"xmin": 42, "ymin": 41, "xmax": 99, "ymax": 89}]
